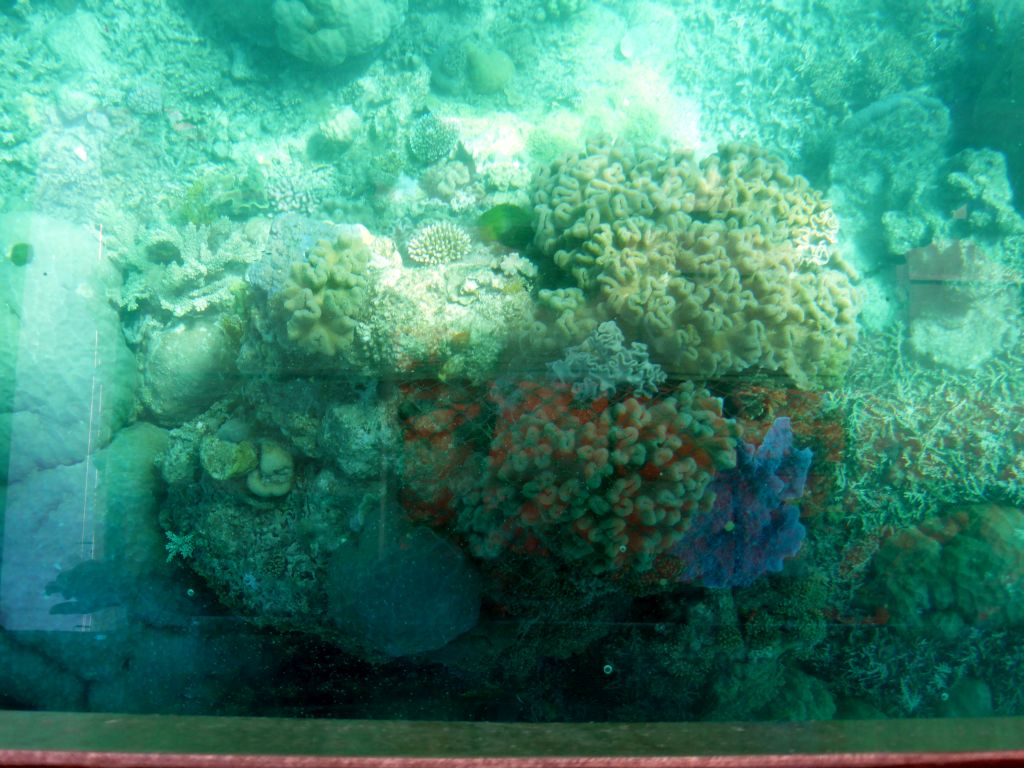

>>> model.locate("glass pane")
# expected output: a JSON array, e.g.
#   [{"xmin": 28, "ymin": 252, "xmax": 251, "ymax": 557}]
[{"xmin": 0, "ymin": 0, "xmax": 1021, "ymax": 729}]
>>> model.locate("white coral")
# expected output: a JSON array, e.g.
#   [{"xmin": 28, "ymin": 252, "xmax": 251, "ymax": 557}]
[{"xmin": 405, "ymin": 221, "xmax": 472, "ymax": 265}]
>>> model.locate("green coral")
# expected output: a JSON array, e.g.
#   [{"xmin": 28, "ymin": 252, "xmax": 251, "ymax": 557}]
[
  {"xmin": 165, "ymin": 531, "xmax": 196, "ymax": 562},
  {"xmin": 276, "ymin": 232, "xmax": 371, "ymax": 359},
  {"xmin": 273, "ymin": 0, "xmax": 407, "ymax": 66},
  {"xmin": 465, "ymin": 41, "xmax": 515, "ymax": 94}
]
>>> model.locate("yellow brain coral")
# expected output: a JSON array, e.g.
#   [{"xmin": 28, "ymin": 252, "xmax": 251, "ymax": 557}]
[
  {"xmin": 276, "ymin": 232, "xmax": 370, "ymax": 357},
  {"xmin": 532, "ymin": 141, "xmax": 861, "ymax": 388}
]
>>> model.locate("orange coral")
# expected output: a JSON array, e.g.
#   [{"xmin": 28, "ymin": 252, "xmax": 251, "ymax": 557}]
[{"xmin": 457, "ymin": 381, "xmax": 739, "ymax": 574}]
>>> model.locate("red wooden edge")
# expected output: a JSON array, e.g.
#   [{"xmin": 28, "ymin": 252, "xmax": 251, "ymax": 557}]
[{"xmin": 3, "ymin": 752, "xmax": 1024, "ymax": 768}]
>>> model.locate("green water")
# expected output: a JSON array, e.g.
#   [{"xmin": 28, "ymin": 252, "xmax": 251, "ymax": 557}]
[{"xmin": 0, "ymin": 0, "xmax": 1022, "ymax": 727}]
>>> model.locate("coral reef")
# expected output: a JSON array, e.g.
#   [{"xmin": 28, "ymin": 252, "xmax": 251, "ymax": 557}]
[
  {"xmin": 840, "ymin": 324, "xmax": 1024, "ymax": 531},
  {"xmin": 114, "ymin": 220, "xmax": 266, "ymax": 328},
  {"xmin": 259, "ymin": 221, "xmax": 535, "ymax": 380},
  {"xmin": 531, "ymin": 141, "xmax": 861, "ymax": 387},
  {"xmin": 5, "ymin": 0, "xmax": 1022, "ymax": 724},
  {"xmin": 831, "ymin": 92, "xmax": 950, "ymax": 247}
]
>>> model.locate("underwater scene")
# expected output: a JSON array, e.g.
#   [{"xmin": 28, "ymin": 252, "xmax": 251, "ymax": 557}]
[{"xmin": 0, "ymin": 0, "xmax": 1023, "ymax": 724}]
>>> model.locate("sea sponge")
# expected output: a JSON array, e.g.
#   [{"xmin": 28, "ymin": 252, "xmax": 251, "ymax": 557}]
[
  {"xmin": 531, "ymin": 141, "xmax": 861, "ymax": 387},
  {"xmin": 464, "ymin": 42, "xmax": 515, "ymax": 94},
  {"xmin": 276, "ymin": 232, "xmax": 370, "ymax": 357},
  {"xmin": 457, "ymin": 381, "xmax": 739, "ymax": 574}
]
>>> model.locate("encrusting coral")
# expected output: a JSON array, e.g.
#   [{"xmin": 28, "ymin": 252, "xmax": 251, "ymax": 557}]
[{"xmin": 531, "ymin": 141, "xmax": 861, "ymax": 387}]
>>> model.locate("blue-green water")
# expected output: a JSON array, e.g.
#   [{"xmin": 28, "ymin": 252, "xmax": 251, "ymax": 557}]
[{"xmin": 0, "ymin": 0, "xmax": 1022, "ymax": 724}]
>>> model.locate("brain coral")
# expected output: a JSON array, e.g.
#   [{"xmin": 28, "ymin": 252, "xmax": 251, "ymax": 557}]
[
  {"xmin": 457, "ymin": 381, "xmax": 739, "ymax": 574},
  {"xmin": 531, "ymin": 141, "xmax": 861, "ymax": 387},
  {"xmin": 272, "ymin": 0, "xmax": 407, "ymax": 66},
  {"xmin": 275, "ymin": 231, "xmax": 370, "ymax": 357}
]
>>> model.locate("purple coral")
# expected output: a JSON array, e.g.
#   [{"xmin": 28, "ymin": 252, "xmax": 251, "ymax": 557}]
[{"xmin": 673, "ymin": 417, "xmax": 810, "ymax": 588}]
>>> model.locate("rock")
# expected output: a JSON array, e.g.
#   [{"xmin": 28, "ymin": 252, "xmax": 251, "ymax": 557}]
[{"xmin": 140, "ymin": 320, "xmax": 237, "ymax": 427}]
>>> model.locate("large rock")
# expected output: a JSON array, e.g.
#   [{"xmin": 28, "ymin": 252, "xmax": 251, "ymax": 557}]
[
  {"xmin": 140, "ymin": 319, "xmax": 237, "ymax": 427},
  {"xmin": 327, "ymin": 511, "xmax": 480, "ymax": 657},
  {"xmin": 209, "ymin": 0, "xmax": 407, "ymax": 67},
  {"xmin": 0, "ymin": 422, "xmax": 167, "ymax": 632}
]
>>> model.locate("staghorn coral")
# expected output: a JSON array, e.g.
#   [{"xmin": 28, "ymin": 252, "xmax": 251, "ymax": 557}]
[
  {"xmin": 457, "ymin": 381, "xmax": 739, "ymax": 574},
  {"xmin": 531, "ymin": 141, "xmax": 861, "ymax": 387},
  {"xmin": 275, "ymin": 231, "xmax": 371, "ymax": 358}
]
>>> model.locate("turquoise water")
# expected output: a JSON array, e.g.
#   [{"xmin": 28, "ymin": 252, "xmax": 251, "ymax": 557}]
[{"xmin": 0, "ymin": 0, "xmax": 1022, "ymax": 723}]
